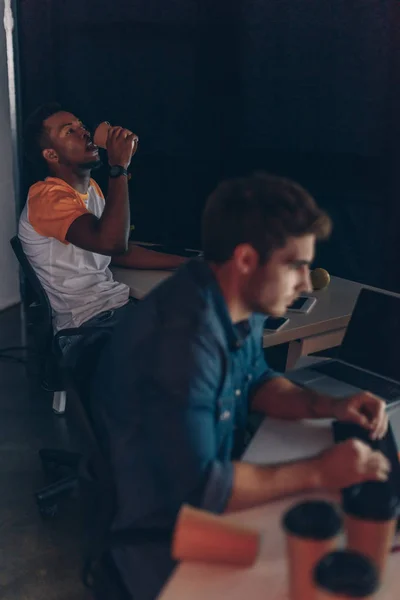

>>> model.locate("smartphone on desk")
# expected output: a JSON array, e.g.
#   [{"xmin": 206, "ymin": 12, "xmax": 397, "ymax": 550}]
[
  {"xmin": 264, "ymin": 316, "xmax": 289, "ymax": 333},
  {"xmin": 287, "ymin": 295, "xmax": 317, "ymax": 314}
]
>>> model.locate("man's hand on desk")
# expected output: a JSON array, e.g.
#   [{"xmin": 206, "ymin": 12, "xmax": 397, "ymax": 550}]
[
  {"xmin": 314, "ymin": 438, "xmax": 391, "ymax": 491},
  {"xmin": 225, "ymin": 437, "xmax": 390, "ymax": 512},
  {"xmin": 111, "ymin": 243, "xmax": 187, "ymax": 270},
  {"xmin": 329, "ymin": 392, "xmax": 388, "ymax": 440},
  {"xmin": 252, "ymin": 377, "xmax": 388, "ymax": 439}
]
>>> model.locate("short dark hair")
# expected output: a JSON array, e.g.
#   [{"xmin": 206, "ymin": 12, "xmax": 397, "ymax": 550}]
[
  {"xmin": 202, "ymin": 172, "xmax": 332, "ymax": 263},
  {"xmin": 24, "ymin": 102, "xmax": 62, "ymax": 172}
]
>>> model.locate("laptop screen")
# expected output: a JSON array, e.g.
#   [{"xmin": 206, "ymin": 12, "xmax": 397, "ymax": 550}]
[{"xmin": 340, "ymin": 288, "xmax": 400, "ymax": 381}]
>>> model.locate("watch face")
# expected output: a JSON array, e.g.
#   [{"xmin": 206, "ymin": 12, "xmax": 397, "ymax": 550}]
[{"xmin": 109, "ymin": 165, "xmax": 126, "ymax": 177}]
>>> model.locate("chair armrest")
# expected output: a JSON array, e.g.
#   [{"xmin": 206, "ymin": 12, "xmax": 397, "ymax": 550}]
[
  {"xmin": 55, "ymin": 327, "xmax": 103, "ymax": 341},
  {"xmin": 53, "ymin": 327, "xmax": 108, "ymax": 360}
]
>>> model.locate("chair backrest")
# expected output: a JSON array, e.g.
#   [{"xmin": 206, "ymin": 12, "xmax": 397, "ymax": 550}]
[
  {"xmin": 10, "ymin": 235, "xmax": 62, "ymax": 388},
  {"xmin": 10, "ymin": 235, "xmax": 53, "ymax": 345}
]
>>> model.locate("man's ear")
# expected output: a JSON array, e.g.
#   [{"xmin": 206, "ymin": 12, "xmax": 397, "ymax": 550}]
[
  {"xmin": 42, "ymin": 148, "xmax": 58, "ymax": 164},
  {"xmin": 232, "ymin": 244, "xmax": 259, "ymax": 275}
]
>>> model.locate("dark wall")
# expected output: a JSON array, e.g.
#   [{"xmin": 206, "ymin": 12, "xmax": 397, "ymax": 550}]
[{"xmin": 18, "ymin": 0, "xmax": 400, "ymax": 290}]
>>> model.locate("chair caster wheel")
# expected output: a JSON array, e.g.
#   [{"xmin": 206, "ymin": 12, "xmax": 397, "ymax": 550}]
[{"xmin": 38, "ymin": 502, "xmax": 59, "ymax": 518}]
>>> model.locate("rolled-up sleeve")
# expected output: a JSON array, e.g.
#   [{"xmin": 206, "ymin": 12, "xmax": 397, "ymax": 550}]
[
  {"xmin": 143, "ymin": 321, "xmax": 234, "ymax": 515},
  {"xmin": 201, "ymin": 460, "xmax": 234, "ymax": 513}
]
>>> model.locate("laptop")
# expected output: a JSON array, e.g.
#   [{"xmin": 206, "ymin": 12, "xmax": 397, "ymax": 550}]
[{"xmin": 288, "ymin": 288, "xmax": 400, "ymax": 407}]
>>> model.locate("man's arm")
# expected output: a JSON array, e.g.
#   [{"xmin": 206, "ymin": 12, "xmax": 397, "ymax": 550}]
[
  {"xmin": 225, "ymin": 438, "xmax": 390, "ymax": 513},
  {"xmin": 66, "ymin": 126, "xmax": 135, "ymax": 255},
  {"xmin": 251, "ymin": 375, "xmax": 388, "ymax": 439},
  {"xmin": 111, "ymin": 242, "xmax": 186, "ymax": 269},
  {"xmin": 99, "ymin": 316, "xmax": 389, "ymax": 519},
  {"xmin": 226, "ymin": 457, "xmax": 320, "ymax": 512},
  {"xmin": 252, "ymin": 376, "xmax": 335, "ymax": 419},
  {"xmin": 139, "ymin": 331, "xmax": 322, "ymax": 515}
]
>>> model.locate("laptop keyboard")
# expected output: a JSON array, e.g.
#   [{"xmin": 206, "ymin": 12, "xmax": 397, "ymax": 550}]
[{"xmin": 311, "ymin": 362, "xmax": 400, "ymax": 401}]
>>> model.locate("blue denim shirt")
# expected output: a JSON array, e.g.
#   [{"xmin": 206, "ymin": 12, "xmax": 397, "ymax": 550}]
[{"xmin": 91, "ymin": 259, "xmax": 277, "ymax": 599}]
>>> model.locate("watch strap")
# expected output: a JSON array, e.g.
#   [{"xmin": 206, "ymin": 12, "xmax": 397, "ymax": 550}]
[{"xmin": 109, "ymin": 165, "xmax": 128, "ymax": 178}]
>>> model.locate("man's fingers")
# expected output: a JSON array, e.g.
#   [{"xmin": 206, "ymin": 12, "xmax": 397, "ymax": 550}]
[
  {"xmin": 367, "ymin": 451, "xmax": 391, "ymax": 476},
  {"xmin": 108, "ymin": 126, "xmax": 124, "ymax": 141},
  {"xmin": 347, "ymin": 408, "xmax": 371, "ymax": 430},
  {"xmin": 370, "ymin": 422, "xmax": 387, "ymax": 441},
  {"xmin": 374, "ymin": 470, "xmax": 390, "ymax": 482},
  {"xmin": 350, "ymin": 393, "xmax": 388, "ymax": 439},
  {"xmin": 369, "ymin": 409, "xmax": 388, "ymax": 440}
]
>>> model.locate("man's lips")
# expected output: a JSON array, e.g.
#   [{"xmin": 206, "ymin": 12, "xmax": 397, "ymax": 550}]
[{"xmin": 86, "ymin": 141, "xmax": 99, "ymax": 153}]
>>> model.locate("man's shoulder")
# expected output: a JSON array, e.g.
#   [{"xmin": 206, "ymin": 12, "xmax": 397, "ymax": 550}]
[{"xmin": 28, "ymin": 177, "xmax": 77, "ymax": 202}]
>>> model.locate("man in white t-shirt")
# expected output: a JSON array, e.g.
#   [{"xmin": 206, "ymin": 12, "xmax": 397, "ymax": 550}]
[{"xmin": 19, "ymin": 103, "xmax": 185, "ymax": 362}]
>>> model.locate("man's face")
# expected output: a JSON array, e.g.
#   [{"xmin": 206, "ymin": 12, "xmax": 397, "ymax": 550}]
[
  {"xmin": 42, "ymin": 111, "xmax": 100, "ymax": 170},
  {"xmin": 246, "ymin": 235, "xmax": 315, "ymax": 317}
]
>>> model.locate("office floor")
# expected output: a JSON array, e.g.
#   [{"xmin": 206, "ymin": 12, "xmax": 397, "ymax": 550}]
[{"xmin": 0, "ymin": 305, "xmax": 90, "ymax": 600}]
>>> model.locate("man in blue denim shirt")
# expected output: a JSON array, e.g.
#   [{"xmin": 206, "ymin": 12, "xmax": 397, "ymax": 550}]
[{"xmin": 91, "ymin": 173, "xmax": 389, "ymax": 599}]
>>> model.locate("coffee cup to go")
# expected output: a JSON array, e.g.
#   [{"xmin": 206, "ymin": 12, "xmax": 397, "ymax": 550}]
[
  {"xmin": 171, "ymin": 504, "xmax": 261, "ymax": 567},
  {"xmin": 314, "ymin": 549, "xmax": 380, "ymax": 599},
  {"xmin": 93, "ymin": 121, "xmax": 139, "ymax": 156},
  {"xmin": 343, "ymin": 481, "xmax": 400, "ymax": 576},
  {"xmin": 282, "ymin": 500, "xmax": 343, "ymax": 600}
]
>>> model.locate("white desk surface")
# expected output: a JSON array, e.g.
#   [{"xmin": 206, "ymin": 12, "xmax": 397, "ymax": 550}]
[
  {"xmin": 112, "ymin": 267, "xmax": 395, "ymax": 348},
  {"xmin": 262, "ymin": 276, "xmax": 399, "ymax": 348},
  {"xmin": 111, "ymin": 266, "xmax": 172, "ymax": 300},
  {"xmin": 159, "ymin": 406, "xmax": 400, "ymax": 600}
]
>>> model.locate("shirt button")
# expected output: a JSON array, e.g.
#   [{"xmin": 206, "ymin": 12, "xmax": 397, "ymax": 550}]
[
  {"xmin": 220, "ymin": 410, "xmax": 231, "ymax": 421},
  {"xmin": 235, "ymin": 389, "xmax": 242, "ymax": 397},
  {"xmin": 247, "ymin": 374, "xmax": 253, "ymax": 382}
]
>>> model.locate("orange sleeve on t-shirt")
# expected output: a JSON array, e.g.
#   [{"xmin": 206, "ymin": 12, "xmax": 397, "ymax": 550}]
[{"xmin": 27, "ymin": 178, "xmax": 90, "ymax": 243}]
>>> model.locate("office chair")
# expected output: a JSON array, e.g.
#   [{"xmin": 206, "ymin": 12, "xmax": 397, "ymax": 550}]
[
  {"xmin": 11, "ymin": 235, "xmax": 70, "ymax": 413},
  {"xmin": 66, "ymin": 364, "xmax": 132, "ymax": 600},
  {"xmin": 11, "ymin": 237, "xmax": 171, "ymax": 596},
  {"xmin": 10, "ymin": 236, "xmax": 100, "ymax": 516},
  {"xmin": 75, "ymin": 376, "xmax": 173, "ymax": 600}
]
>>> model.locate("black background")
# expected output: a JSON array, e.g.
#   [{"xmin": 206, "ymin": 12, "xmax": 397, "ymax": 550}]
[{"xmin": 17, "ymin": 0, "xmax": 400, "ymax": 291}]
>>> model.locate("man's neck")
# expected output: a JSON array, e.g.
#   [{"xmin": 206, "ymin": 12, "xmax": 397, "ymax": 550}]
[
  {"xmin": 50, "ymin": 167, "xmax": 91, "ymax": 194},
  {"xmin": 208, "ymin": 262, "xmax": 251, "ymax": 324}
]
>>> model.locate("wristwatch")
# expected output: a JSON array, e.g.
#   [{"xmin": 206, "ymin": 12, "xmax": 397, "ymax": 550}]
[{"xmin": 109, "ymin": 165, "xmax": 128, "ymax": 178}]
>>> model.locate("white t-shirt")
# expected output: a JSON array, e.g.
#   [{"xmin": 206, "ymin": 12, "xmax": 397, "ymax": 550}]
[{"xmin": 19, "ymin": 176, "xmax": 130, "ymax": 332}]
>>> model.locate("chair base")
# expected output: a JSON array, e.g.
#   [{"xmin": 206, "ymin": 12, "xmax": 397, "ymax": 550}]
[
  {"xmin": 52, "ymin": 389, "xmax": 67, "ymax": 414},
  {"xmin": 35, "ymin": 475, "xmax": 78, "ymax": 516},
  {"xmin": 36, "ymin": 448, "xmax": 81, "ymax": 517}
]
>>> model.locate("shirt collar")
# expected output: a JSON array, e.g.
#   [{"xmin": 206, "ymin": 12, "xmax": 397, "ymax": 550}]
[{"xmin": 186, "ymin": 259, "xmax": 252, "ymax": 351}]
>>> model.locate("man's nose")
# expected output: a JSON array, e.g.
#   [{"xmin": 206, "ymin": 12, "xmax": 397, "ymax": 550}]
[{"xmin": 303, "ymin": 269, "xmax": 313, "ymax": 293}]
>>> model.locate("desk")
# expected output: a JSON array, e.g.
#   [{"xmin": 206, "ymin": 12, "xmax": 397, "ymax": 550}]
[
  {"xmin": 111, "ymin": 266, "xmax": 172, "ymax": 300},
  {"xmin": 262, "ymin": 277, "xmax": 400, "ymax": 368},
  {"xmin": 159, "ymin": 405, "xmax": 400, "ymax": 600},
  {"xmin": 111, "ymin": 267, "xmax": 396, "ymax": 368}
]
